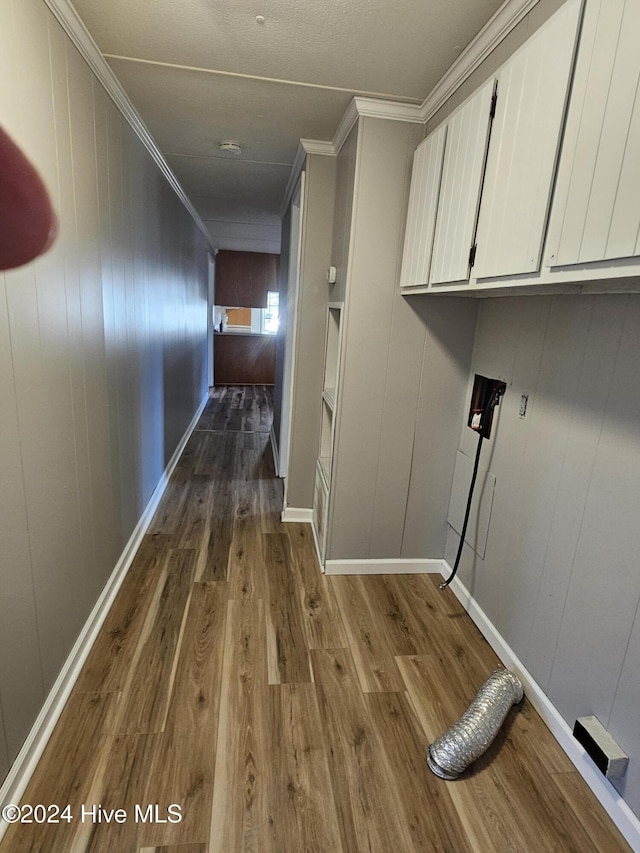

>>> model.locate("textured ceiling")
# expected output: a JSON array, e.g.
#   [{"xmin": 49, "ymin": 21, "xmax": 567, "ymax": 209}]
[{"xmin": 70, "ymin": 0, "xmax": 506, "ymax": 249}]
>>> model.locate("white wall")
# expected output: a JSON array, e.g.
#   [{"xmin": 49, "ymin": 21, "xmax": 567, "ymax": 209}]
[
  {"xmin": 285, "ymin": 154, "xmax": 336, "ymax": 508},
  {"xmin": 0, "ymin": 0, "xmax": 209, "ymax": 772},
  {"xmin": 418, "ymin": 0, "xmax": 640, "ymax": 821},
  {"xmin": 325, "ymin": 117, "xmax": 478, "ymax": 561},
  {"xmin": 446, "ymin": 293, "xmax": 640, "ymax": 817}
]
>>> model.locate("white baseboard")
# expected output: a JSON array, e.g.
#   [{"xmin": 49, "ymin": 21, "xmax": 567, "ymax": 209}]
[
  {"xmin": 444, "ymin": 563, "xmax": 640, "ymax": 852},
  {"xmin": 324, "ymin": 558, "xmax": 447, "ymax": 576},
  {"xmin": 269, "ymin": 426, "xmax": 281, "ymax": 477},
  {"xmin": 281, "ymin": 507, "xmax": 313, "ymax": 523},
  {"xmin": 0, "ymin": 392, "xmax": 209, "ymax": 843}
]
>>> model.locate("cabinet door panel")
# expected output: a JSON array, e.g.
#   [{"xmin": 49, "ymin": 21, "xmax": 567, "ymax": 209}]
[
  {"xmin": 547, "ymin": 0, "xmax": 640, "ymax": 266},
  {"xmin": 429, "ymin": 80, "xmax": 494, "ymax": 285},
  {"xmin": 474, "ymin": 0, "xmax": 581, "ymax": 279},
  {"xmin": 399, "ymin": 124, "xmax": 446, "ymax": 288}
]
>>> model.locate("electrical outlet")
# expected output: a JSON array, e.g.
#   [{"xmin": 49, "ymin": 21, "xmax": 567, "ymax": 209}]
[{"xmin": 519, "ymin": 394, "xmax": 529, "ymax": 418}]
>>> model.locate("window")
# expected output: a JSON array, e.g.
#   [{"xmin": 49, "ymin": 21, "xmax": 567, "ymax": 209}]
[{"xmin": 263, "ymin": 290, "xmax": 279, "ymax": 334}]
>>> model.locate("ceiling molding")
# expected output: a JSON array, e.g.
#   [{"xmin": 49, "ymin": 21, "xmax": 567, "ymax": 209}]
[
  {"xmin": 167, "ymin": 152, "xmax": 293, "ymax": 167},
  {"xmin": 280, "ymin": 139, "xmax": 337, "ymax": 217},
  {"xmin": 50, "ymin": 0, "xmax": 540, "ymax": 231},
  {"xmin": 331, "ymin": 96, "xmax": 424, "ymax": 155},
  {"xmin": 332, "ymin": 99, "xmax": 360, "ymax": 155},
  {"xmin": 104, "ymin": 54, "xmax": 424, "ymax": 103},
  {"xmin": 352, "ymin": 97, "xmax": 425, "ymax": 123},
  {"xmin": 41, "ymin": 0, "xmax": 214, "ymax": 247},
  {"xmin": 300, "ymin": 139, "xmax": 335, "ymax": 156},
  {"xmin": 282, "ymin": 0, "xmax": 540, "ymax": 215},
  {"xmin": 332, "ymin": 0, "xmax": 540, "ymax": 149},
  {"xmin": 419, "ymin": 0, "xmax": 540, "ymax": 122}
]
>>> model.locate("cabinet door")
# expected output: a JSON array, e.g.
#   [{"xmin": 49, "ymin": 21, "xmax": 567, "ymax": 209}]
[
  {"xmin": 429, "ymin": 79, "xmax": 495, "ymax": 285},
  {"xmin": 399, "ymin": 124, "xmax": 447, "ymax": 288},
  {"xmin": 473, "ymin": 0, "xmax": 582, "ymax": 279},
  {"xmin": 547, "ymin": 0, "xmax": 640, "ymax": 267}
]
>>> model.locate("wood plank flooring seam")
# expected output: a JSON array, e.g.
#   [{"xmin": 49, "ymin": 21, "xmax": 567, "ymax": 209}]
[{"xmin": 157, "ymin": 582, "xmax": 196, "ymax": 734}]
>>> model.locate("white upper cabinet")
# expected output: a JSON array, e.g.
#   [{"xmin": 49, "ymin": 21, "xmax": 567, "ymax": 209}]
[
  {"xmin": 429, "ymin": 80, "xmax": 495, "ymax": 285},
  {"xmin": 473, "ymin": 0, "xmax": 582, "ymax": 280},
  {"xmin": 399, "ymin": 124, "xmax": 447, "ymax": 288},
  {"xmin": 546, "ymin": 0, "xmax": 640, "ymax": 267}
]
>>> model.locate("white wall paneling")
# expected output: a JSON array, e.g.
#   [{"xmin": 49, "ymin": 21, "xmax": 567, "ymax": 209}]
[
  {"xmin": 0, "ymin": 0, "xmax": 209, "ymax": 778},
  {"xmin": 446, "ymin": 567, "xmax": 640, "ymax": 852},
  {"xmin": 444, "ymin": 293, "xmax": 640, "ymax": 822},
  {"xmin": 327, "ymin": 117, "xmax": 428, "ymax": 560},
  {"xmin": 447, "ymin": 450, "xmax": 496, "ymax": 559},
  {"xmin": 473, "ymin": 0, "xmax": 581, "ymax": 279},
  {"xmin": 0, "ymin": 0, "xmax": 59, "ymax": 762},
  {"xmin": 429, "ymin": 79, "xmax": 494, "ymax": 286},
  {"xmin": 400, "ymin": 297, "xmax": 478, "ymax": 558},
  {"xmin": 547, "ymin": 296, "xmax": 640, "ymax": 741}
]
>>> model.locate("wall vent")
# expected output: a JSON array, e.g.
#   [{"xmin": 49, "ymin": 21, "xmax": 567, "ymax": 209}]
[{"xmin": 573, "ymin": 716, "xmax": 628, "ymax": 779}]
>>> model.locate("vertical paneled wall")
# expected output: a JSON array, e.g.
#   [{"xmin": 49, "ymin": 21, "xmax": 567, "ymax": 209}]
[
  {"xmin": 327, "ymin": 117, "xmax": 472, "ymax": 560},
  {"xmin": 0, "ymin": 0, "xmax": 209, "ymax": 774},
  {"xmin": 285, "ymin": 154, "xmax": 337, "ymax": 508},
  {"xmin": 446, "ymin": 294, "xmax": 640, "ymax": 818},
  {"xmin": 415, "ymin": 0, "xmax": 640, "ymax": 821}
]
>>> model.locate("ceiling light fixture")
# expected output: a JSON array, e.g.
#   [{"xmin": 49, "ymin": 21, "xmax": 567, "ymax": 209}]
[{"xmin": 219, "ymin": 140, "xmax": 243, "ymax": 156}]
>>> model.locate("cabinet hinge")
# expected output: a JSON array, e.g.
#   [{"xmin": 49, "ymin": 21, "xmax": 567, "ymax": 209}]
[
  {"xmin": 469, "ymin": 244, "xmax": 477, "ymax": 268},
  {"xmin": 490, "ymin": 91, "xmax": 498, "ymax": 119}
]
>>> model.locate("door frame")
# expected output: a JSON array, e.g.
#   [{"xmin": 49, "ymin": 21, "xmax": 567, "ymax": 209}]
[
  {"xmin": 207, "ymin": 252, "xmax": 215, "ymax": 388},
  {"xmin": 279, "ymin": 173, "xmax": 305, "ymax": 486}
]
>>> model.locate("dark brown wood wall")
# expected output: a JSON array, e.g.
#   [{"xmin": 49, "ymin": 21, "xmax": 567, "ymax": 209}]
[
  {"xmin": 215, "ymin": 250, "xmax": 280, "ymax": 307},
  {"xmin": 214, "ymin": 334, "xmax": 276, "ymax": 385}
]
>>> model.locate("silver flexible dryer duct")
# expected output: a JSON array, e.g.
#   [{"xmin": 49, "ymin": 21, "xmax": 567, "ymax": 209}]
[{"xmin": 427, "ymin": 669, "xmax": 523, "ymax": 780}]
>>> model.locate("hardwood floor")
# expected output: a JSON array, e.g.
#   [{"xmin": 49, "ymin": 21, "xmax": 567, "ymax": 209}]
[{"xmin": 0, "ymin": 386, "xmax": 630, "ymax": 852}]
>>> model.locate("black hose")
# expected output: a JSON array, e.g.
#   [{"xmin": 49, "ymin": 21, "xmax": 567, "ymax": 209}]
[{"xmin": 440, "ymin": 429, "xmax": 484, "ymax": 590}]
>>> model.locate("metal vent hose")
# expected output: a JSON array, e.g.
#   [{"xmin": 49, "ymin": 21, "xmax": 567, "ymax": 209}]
[{"xmin": 427, "ymin": 669, "xmax": 523, "ymax": 780}]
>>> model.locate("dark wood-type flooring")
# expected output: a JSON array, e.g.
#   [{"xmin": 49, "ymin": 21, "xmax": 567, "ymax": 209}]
[{"xmin": 0, "ymin": 386, "xmax": 630, "ymax": 852}]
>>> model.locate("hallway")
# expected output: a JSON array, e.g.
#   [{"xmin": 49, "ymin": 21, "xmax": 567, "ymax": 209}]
[{"xmin": 0, "ymin": 386, "xmax": 629, "ymax": 852}]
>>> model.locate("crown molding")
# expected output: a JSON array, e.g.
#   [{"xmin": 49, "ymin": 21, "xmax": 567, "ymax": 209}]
[
  {"xmin": 280, "ymin": 138, "xmax": 339, "ymax": 216},
  {"xmin": 300, "ymin": 139, "xmax": 336, "ymax": 156},
  {"xmin": 282, "ymin": 0, "xmax": 540, "ymax": 216},
  {"xmin": 332, "ymin": 0, "xmax": 540, "ymax": 149},
  {"xmin": 331, "ymin": 99, "xmax": 359, "ymax": 155},
  {"xmin": 331, "ymin": 96, "xmax": 425, "ymax": 155},
  {"xmin": 352, "ymin": 97, "xmax": 424, "ymax": 123},
  {"xmin": 420, "ymin": 0, "xmax": 540, "ymax": 122},
  {"xmin": 42, "ymin": 0, "xmax": 213, "ymax": 247},
  {"xmin": 47, "ymin": 0, "xmax": 539, "ymax": 230}
]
